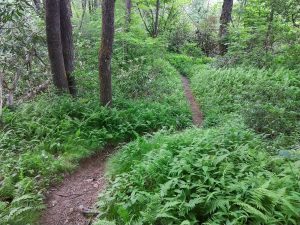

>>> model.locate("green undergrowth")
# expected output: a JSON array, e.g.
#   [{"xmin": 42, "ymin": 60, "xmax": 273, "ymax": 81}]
[
  {"xmin": 0, "ymin": 30, "xmax": 192, "ymax": 225},
  {"xmin": 94, "ymin": 53, "xmax": 300, "ymax": 225},
  {"xmin": 96, "ymin": 121, "xmax": 300, "ymax": 225},
  {"xmin": 167, "ymin": 53, "xmax": 212, "ymax": 77},
  {"xmin": 0, "ymin": 79, "xmax": 191, "ymax": 225},
  {"xmin": 189, "ymin": 66, "xmax": 300, "ymax": 148}
]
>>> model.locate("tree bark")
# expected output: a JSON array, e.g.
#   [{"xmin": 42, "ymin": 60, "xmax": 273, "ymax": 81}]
[
  {"xmin": 153, "ymin": 0, "xmax": 160, "ymax": 37},
  {"xmin": 45, "ymin": 0, "xmax": 69, "ymax": 91},
  {"xmin": 79, "ymin": 0, "xmax": 87, "ymax": 30},
  {"xmin": 99, "ymin": 0, "xmax": 115, "ymax": 106},
  {"xmin": 0, "ymin": 72, "xmax": 3, "ymax": 121},
  {"xmin": 60, "ymin": 0, "xmax": 77, "ymax": 96},
  {"xmin": 88, "ymin": 0, "xmax": 92, "ymax": 13},
  {"xmin": 137, "ymin": 4, "xmax": 152, "ymax": 35},
  {"xmin": 33, "ymin": 0, "xmax": 41, "ymax": 12},
  {"xmin": 265, "ymin": 1, "xmax": 274, "ymax": 54},
  {"xmin": 94, "ymin": 0, "xmax": 99, "ymax": 8},
  {"xmin": 18, "ymin": 80, "xmax": 51, "ymax": 103},
  {"xmin": 125, "ymin": 0, "xmax": 132, "ymax": 31},
  {"xmin": 219, "ymin": 0, "xmax": 233, "ymax": 55}
]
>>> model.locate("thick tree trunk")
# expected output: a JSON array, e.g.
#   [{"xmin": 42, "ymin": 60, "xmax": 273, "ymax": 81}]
[
  {"xmin": 219, "ymin": 0, "xmax": 233, "ymax": 55},
  {"xmin": 125, "ymin": 0, "xmax": 132, "ymax": 31},
  {"xmin": 99, "ymin": 0, "xmax": 115, "ymax": 106},
  {"xmin": 45, "ymin": 0, "xmax": 69, "ymax": 91},
  {"xmin": 153, "ymin": 0, "xmax": 160, "ymax": 37},
  {"xmin": 60, "ymin": 0, "xmax": 77, "ymax": 96}
]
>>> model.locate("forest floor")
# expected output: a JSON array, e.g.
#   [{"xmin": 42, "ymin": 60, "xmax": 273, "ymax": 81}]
[
  {"xmin": 39, "ymin": 75, "xmax": 202, "ymax": 225},
  {"xmin": 40, "ymin": 146, "xmax": 116, "ymax": 225}
]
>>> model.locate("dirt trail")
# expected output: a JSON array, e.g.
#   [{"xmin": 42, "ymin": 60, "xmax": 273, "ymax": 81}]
[
  {"xmin": 40, "ymin": 146, "xmax": 115, "ymax": 225},
  {"xmin": 181, "ymin": 76, "xmax": 203, "ymax": 126},
  {"xmin": 40, "ymin": 76, "xmax": 201, "ymax": 225}
]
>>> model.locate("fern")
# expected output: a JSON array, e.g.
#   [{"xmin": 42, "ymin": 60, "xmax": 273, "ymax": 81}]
[{"xmin": 96, "ymin": 124, "xmax": 300, "ymax": 224}]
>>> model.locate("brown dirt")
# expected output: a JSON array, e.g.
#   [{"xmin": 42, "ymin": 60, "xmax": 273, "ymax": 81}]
[
  {"xmin": 181, "ymin": 76, "xmax": 203, "ymax": 126},
  {"xmin": 40, "ymin": 146, "xmax": 115, "ymax": 225}
]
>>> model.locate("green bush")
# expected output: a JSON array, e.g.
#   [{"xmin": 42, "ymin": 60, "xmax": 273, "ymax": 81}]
[
  {"xmin": 0, "ymin": 88, "xmax": 191, "ymax": 224},
  {"xmin": 167, "ymin": 53, "xmax": 211, "ymax": 77},
  {"xmin": 180, "ymin": 43, "xmax": 203, "ymax": 58},
  {"xmin": 0, "ymin": 26, "xmax": 192, "ymax": 224},
  {"xmin": 190, "ymin": 67, "xmax": 300, "ymax": 140},
  {"xmin": 97, "ymin": 121, "xmax": 300, "ymax": 224},
  {"xmin": 114, "ymin": 58, "xmax": 183, "ymax": 100},
  {"xmin": 166, "ymin": 22, "xmax": 193, "ymax": 53}
]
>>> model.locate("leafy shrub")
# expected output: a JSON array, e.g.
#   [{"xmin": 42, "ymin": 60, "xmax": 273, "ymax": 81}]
[
  {"xmin": 222, "ymin": 9, "xmax": 300, "ymax": 71},
  {"xmin": 242, "ymin": 103, "xmax": 298, "ymax": 138},
  {"xmin": 0, "ymin": 86, "xmax": 191, "ymax": 223},
  {"xmin": 114, "ymin": 58, "xmax": 182, "ymax": 100},
  {"xmin": 180, "ymin": 43, "xmax": 203, "ymax": 58},
  {"xmin": 167, "ymin": 53, "xmax": 211, "ymax": 77},
  {"xmin": 190, "ymin": 67, "xmax": 300, "ymax": 139},
  {"xmin": 97, "ymin": 121, "xmax": 300, "ymax": 224},
  {"xmin": 0, "ymin": 24, "xmax": 192, "ymax": 223},
  {"xmin": 0, "ymin": 1, "xmax": 49, "ymax": 105},
  {"xmin": 114, "ymin": 32, "xmax": 167, "ymax": 64},
  {"xmin": 167, "ymin": 21, "xmax": 194, "ymax": 53}
]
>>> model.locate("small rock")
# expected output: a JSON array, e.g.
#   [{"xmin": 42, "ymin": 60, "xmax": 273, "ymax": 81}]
[
  {"xmin": 51, "ymin": 200, "xmax": 57, "ymax": 206},
  {"xmin": 85, "ymin": 178, "xmax": 94, "ymax": 183}
]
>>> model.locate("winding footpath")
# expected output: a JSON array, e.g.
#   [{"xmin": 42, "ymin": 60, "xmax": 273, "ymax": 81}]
[
  {"xmin": 40, "ymin": 75, "xmax": 202, "ymax": 225},
  {"xmin": 181, "ymin": 76, "xmax": 203, "ymax": 126}
]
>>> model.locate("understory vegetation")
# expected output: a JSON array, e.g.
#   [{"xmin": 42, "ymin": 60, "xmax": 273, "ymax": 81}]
[
  {"xmin": 1, "ymin": 0, "xmax": 300, "ymax": 224},
  {"xmin": 97, "ymin": 62, "xmax": 300, "ymax": 224},
  {"xmin": 97, "ymin": 123, "xmax": 300, "ymax": 225},
  {"xmin": 0, "ymin": 13, "xmax": 192, "ymax": 225}
]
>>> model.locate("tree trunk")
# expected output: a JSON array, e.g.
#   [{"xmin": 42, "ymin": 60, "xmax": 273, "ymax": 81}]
[
  {"xmin": 125, "ymin": 0, "xmax": 132, "ymax": 31},
  {"xmin": 60, "ymin": 0, "xmax": 77, "ymax": 96},
  {"xmin": 0, "ymin": 72, "xmax": 3, "ymax": 121},
  {"xmin": 33, "ymin": 0, "xmax": 41, "ymax": 12},
  {"xmin": 79, "ymin": 0, "xmax": 87, "ymax": 30},
  {"xmin": 265, "ymin": 1, "xmax": 274, "ymax": 54},
  {"xmin": 153, "ymin": 0, "xmax": 160, "ymax": 37},
  {"xmin": 45, "ymin": 0, "xmax": 69, "ymax": 91},
  {"xmin": 99, "ymin": 0, "xmax": 115, "ymax": 106},
  {"xmin": 94, "ymin": 0, "xmax": 99, "ymax": 8},
  {"xmin": 88, "ymin": 0, "xmax": 92, "ymax": 13},
  {"xmin": 7, "ymin": 91, "xmax": 14, "ymax": 109},
  {"xmin": 219, "ymin": 0, "xmax": 233, "ymax": 55}
]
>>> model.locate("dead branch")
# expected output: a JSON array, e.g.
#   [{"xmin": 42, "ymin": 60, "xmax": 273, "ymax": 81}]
[{"xmin": 17, "ymin": 79, "xmax": 51, "ymax": 104}]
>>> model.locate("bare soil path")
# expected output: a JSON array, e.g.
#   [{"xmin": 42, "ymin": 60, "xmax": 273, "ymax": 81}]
[
  {"xmin": 40, "ymin": 146, "xmax": 115, "ymax": 225},
  {"xmin": 181, "ymin": 76, "xmax": 203, "ymax": 126}
]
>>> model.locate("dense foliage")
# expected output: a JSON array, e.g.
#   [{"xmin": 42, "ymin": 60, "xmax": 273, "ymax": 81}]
[
  {"xmin": 0, "ymin": 0, "xmax": 299, "ymax": 224},
  {"xmin": 222, "ymin": 0, "xmax": 300, "ymax": 69},
  {"xmin": 97, "ymin": 123, "xmax": 300, "ymax": 224},
  {"xmin": 190, "ymin": 67, "xmax": 300, "ymax": 140},
  {"xmin": 0, "ymin": 10, "xmax": 192, "ymax": 224},
  {"xmin": 95, "ymin": 59, "xmax": 300, "ymax": 224}
]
